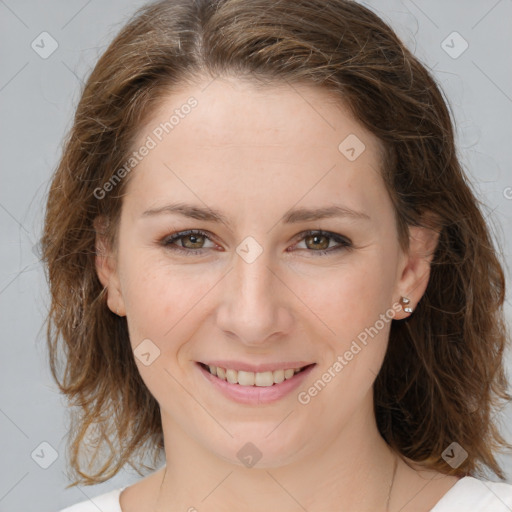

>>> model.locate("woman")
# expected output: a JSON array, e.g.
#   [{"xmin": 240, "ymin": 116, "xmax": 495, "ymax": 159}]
[{"xmin": 42, "ymin": 0, "xmax": 512, "ymax": 510}]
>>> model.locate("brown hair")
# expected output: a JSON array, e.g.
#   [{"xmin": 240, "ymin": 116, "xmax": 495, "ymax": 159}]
[{"xmin": 41, "ymin": 0, "xmax": 511, "ymax": 487}]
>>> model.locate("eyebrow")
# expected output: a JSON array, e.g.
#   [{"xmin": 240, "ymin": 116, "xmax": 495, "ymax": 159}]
[{"xmin": 141, "ymin": 202, "xmax": 371, "ymax": 227}]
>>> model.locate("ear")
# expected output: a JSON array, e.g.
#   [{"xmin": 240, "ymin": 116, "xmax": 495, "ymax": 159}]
[
  {"xmin": 94, "ymin": 216, "xmax": 126, "ymax": 317},
  {"xmin": 393, "ymin": 216, "xmax": 441, "ymax": 320}
]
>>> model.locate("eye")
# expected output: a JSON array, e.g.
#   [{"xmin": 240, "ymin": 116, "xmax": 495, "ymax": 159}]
[
  {"xmin": 291, "ymin": 230, "xmax": 352, "ymax": 256},
  {"xmin": 159, "ymin": 229, "xmax": 352, "ymax": 256},
  {"xmin": 160, "ymin": 229, "xmax": 216, "ymax": 256}
]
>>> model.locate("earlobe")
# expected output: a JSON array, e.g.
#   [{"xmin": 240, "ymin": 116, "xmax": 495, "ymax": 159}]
[{"xmin": 93, "ymin": 216, "xmax": 126, "ymax": 317}]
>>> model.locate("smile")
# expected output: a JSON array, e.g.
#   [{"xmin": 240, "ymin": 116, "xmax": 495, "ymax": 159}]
[
  {"xmin": 196, "ymin": 361, "xmax": 316, "ymax": 404},
  {"xmin": 200, "ymin": 363, "xmax": 310, "ymax": 387}
]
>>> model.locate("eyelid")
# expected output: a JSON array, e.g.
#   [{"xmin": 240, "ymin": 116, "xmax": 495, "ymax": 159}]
[
  {"xmin": 292, "ymin": 230, "xmax": 351, "ymax": 248},
  {"xmin": 160, "ymin": 229, "xmax": 352, "ymax": 256},
  {"xmin": 288, "ymin": 230, "xmax": 353, "ymax": 257},
  {"xmin": 161, "ymin": 229, "xmax": 218, "ymax": 252}
]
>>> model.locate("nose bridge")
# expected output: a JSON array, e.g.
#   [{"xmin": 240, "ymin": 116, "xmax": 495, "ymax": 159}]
[
  {"xmin": 216, "ymin": 242, "xmax": 290, "ymax": 344},
  {"xmin": 233, "ymin": 245, "xmax": 276, "ymax": 313}
]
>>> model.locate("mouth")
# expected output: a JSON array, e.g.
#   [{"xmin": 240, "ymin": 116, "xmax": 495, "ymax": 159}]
[
  {"xmin": 196, "ymin": 361, "xmax": 316, "ymax": 405},
  {"xmin": 198, "ymin": 362, "xmax": 314, "ymax": 387}
]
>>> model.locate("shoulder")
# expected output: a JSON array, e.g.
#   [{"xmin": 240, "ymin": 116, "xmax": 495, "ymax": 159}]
[
  {"xmin": 431, "ymin": 476, "xmax": 512, "ymax": 511},
  {"xmin": 58, "ymin": 487, "xmax": 125, "ymax": 512}
]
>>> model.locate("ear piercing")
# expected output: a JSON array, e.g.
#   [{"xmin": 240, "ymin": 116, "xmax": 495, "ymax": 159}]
[{"xmin": 400, "ymin": 296, "xmax": 413, "ymax": 314}]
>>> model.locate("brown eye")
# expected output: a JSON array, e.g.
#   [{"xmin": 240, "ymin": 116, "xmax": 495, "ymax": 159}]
[
  {"xmin": 180, "ymin": 233, "xmax": 206, "ymax": 249},
  {"xmin": 161, "ymin": 229, "xmax": 351, "ymax": 257},
  {"xmin": 293, "ymin": 230, "xmax": 352, "ymax": 256},
  {"xmin": 161, "ymin": 229, "xmax": 216, "ymax": 256},
  {"xmin": 304, "ymin": 233, "xmax": 330, "ymax": 251}
]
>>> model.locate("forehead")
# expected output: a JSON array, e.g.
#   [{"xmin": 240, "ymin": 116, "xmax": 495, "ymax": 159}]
[
  {"xmin": 142, "ymin": 77, "xmax": 377, "ymax": 148},
  {"xmin": 124, "ymin": 77, "xmax": 388, "ymax": 220}
]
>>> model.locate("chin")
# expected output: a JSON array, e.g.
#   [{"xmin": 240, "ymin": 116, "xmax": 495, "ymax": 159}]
[{"xmin": 206, "ymin": 424, "xmax": 312, "ymax": 470}]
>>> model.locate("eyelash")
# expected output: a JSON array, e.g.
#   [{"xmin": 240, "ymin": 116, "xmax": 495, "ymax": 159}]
[{"xmin": 160, "ymin": 229, "xmax": 352, "ymax": 257}]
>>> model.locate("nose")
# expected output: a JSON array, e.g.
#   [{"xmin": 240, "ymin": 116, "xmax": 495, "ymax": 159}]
[{"xmin": 215, "ymin": 246, "xmax": 294, "ymax": 347}]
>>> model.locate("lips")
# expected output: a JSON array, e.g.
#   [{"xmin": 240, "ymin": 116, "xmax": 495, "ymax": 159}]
[{"xmin": 197, "ymin": 361, "xmax": 316, "ymax": 404}]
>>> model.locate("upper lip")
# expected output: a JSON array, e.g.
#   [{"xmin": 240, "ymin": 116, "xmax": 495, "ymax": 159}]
[{"xmin": 199, "ymin": 360, "xmax": 315, "ymax": 373}]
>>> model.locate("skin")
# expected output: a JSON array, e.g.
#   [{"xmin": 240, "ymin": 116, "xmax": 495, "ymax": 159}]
[{"xmin": 95, "ymin": 77, "xmax": 459, "ymax": 511}]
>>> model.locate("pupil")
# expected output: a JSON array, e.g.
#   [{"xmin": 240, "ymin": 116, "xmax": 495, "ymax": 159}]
[
  {"xmin": 186, "ymin": 234, "xmax": 202, "ymax": 248},
  {"xmin": 309, "ymin": 234, "xmax": 328, "ymax": 250}
]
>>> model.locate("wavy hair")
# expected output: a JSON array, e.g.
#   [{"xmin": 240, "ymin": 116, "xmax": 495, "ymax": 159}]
[{"xmin": 41, "ymin": 0, "xmax": 511, "ymax": 486}]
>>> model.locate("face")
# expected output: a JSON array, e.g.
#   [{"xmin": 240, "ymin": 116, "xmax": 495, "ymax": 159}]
[{"xmin": 96, "ymin": 76, "xmax": 435, "ymax": 468}]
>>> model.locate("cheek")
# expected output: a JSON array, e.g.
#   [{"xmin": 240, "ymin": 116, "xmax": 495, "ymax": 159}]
[
  {"xmin": 295, "ymin": 259, "xmax": 395, "ymax": 432},
  {"xmin": 120, "ymin": 251, "xmax": 220, "ymax": 351},
  {"xmin": 291, "ymin": 249, "xmax": 397, "ymax": 413},
  {"xmin": 293, "ymin": 251, "xmax": 396, "ymax": 342},
  {"xmin": 119, "ymin": 256, "xmax": 212, "ymax": 402}
]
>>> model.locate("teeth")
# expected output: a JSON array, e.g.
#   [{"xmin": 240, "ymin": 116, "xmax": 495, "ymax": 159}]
[
  {"xmin": 237, "ymin": 370, "xmax": 255, "ymax": 386},
  {"xmin": 205, "ymin": 364, "xmax": 306, "ymax": 386},
  {"xmin": 226, "ymin": 368, "xmax": 238, "ymax": 384},
  {"xmin": 273, "ymin": 369, "xmax": 285, "ymax": 384},
  {"xmin": 255, "ymin": 371, "xmax": 274, "ymax": 387},
  {"xmin": 284, "ymin": 368, "xmax": 295, "ymax": 379}
]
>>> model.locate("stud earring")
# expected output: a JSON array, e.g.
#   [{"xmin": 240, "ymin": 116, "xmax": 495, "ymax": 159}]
[{"xmin": 400, "ymin": 296, "xmax": 413, "ymax": 314}]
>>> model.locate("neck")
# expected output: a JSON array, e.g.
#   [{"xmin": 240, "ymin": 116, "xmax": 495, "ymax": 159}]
[{"xmin": 154, "ymin": 390, "xmax": 397, "ymax": 512}]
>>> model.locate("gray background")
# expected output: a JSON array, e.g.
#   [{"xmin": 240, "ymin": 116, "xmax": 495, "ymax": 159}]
[{"xmin": 0, "ymin": 0, "xmax": 511, "ymax": 510}]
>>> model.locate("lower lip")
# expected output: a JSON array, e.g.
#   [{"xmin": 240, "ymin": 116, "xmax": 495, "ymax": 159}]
[{"xmin": 197, "ymin": 363, "xmax": 316, "ymax": 405}]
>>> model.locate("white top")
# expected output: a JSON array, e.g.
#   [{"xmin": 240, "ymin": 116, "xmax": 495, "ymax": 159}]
[{"xmin": 59, "ymin": 476, "xmax": 512, "ymax": 511}]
